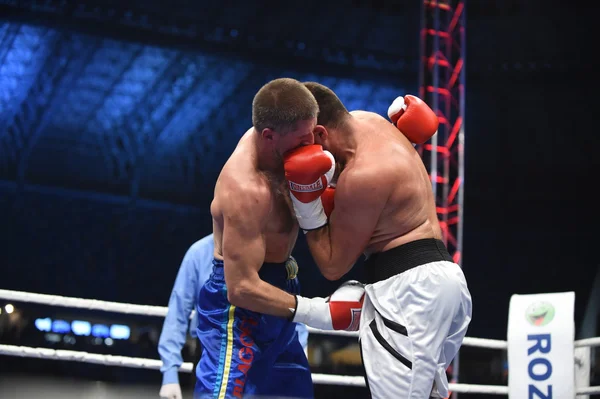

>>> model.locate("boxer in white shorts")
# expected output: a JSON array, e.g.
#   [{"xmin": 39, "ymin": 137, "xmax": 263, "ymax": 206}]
[
  {"xmin": 359, "ymin": 240, "xmax": 471, "ymax": 398},
  {"xmin": 283, "ymin": 82, "xmax": 473, "ymax": 398}
]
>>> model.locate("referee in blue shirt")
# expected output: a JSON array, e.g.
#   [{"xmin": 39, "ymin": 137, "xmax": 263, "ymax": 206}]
[{"xmin": 158, "ymin": 234, "xmax": 309, "ymax": 399}]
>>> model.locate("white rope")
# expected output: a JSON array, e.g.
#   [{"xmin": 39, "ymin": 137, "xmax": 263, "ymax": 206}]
[
  {"xmin": 0, "ymin": 289, "xmax": 168, "ymax": 317},
  {"xmin": 311, "ymin": 373, "xmax": 365, "ymax": 387},
  {"xmin": 459, "ymin": 336, "xmax": 507, "ymax": 350},
  {"xmin": 0, "ymin": 344, "xmax": 505, "ymax": 393},
  {"xmin": 306, "ymin": 327, "xmax": 508, "ymax": 349},
  {"xmin": 577, "ymin": 386, "xmax": 600, "ymax": 395},
  {"xmin": 0, "ymin": 289, "xmax": 595, "ymax": 351},
  {"xmin": 1, "ymin": 288, "xmax": 598, "ymax": 395},
  {"xmin": 1, "ymin": 344, "xmax": 598, "ymax": 394},
  {"xmin": 0, "ymin": 344, "xmax": 193, "ymax": 372},
  {"xmin": 312, "ymin": 373, "xmax": 511, "ymax": 394},
  {"xmin": 574, "ymin": 336, "xmax": 600, "ymax": 348},
  {"xmin": 0, "ymin": 288, "xmax": 507, "ymax": 349},
  {"xmin": 306, "ymin": 327, "xmax": 358, "ymax": 337},
  {"xmin": 449, "ymin": 383, "xmax": 508, "ymax": 395}
]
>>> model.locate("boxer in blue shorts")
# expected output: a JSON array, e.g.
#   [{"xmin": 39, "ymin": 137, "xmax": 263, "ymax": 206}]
[
  {"xmin": 195, "ymin": 78, "xmax": 366, "ymax": 399},
  {"xmin": 195, "ymin": 257, "xmax": 311, "ymax": 398}
]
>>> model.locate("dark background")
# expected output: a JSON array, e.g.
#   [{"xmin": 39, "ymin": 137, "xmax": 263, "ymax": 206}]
[{"xmin": 0, "ymin": 0, "xmax": 597, "ymax": 397}]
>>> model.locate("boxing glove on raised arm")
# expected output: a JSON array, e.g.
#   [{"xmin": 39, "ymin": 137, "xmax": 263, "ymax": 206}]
[
  {"xmin": 387, "ymin": 94, "xmax": 439, "ymax": 144},
  {"xmin": 291, "ymin": 280, "xmax": 365, "ymax": 331},
  {"xmin": 284, "ymin": 145, "xmax": 335, "ymax": 231}
]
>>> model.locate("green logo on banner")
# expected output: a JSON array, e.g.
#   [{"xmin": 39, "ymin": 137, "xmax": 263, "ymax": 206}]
[{"xmin": 525, "ymin": 301, "xmax": 555, "ymax": 327}]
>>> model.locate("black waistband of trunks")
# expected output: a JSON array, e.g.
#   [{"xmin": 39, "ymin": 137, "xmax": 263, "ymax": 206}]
[{"xmin": 364, "ymin": 238, "xmax": 453, "ymax": 284}]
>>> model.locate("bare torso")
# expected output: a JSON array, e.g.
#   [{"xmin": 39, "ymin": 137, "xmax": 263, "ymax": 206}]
[
  {"xmin": 345, "ymin": 111, "xmax": 442, "ymax": 255},
  {"xmin": 211, "ymin": 129, "xmax": 299, "ymax": 263}
]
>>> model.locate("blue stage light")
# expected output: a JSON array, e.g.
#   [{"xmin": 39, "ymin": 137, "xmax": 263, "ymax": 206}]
[
  {"xmin": 51, "ymin": 319, "xmax": 71, "ymax": 334},
  {"xmin": 92, "ymin": 324, "xmax": 110, "ymax": 338},
  {"xmin": 110, "ymin": 324, "xmax": 130, "ymax": 340},
  {"xmin": 71, "ymin": 320, "xmax": 91, "ymax": 336},
  {"xmin": 35, "ymin": 317, "xmax": 52, "ymax": 332}
]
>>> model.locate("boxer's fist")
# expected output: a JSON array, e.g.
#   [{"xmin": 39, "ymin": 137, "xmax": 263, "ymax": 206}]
[
  {"xmin": 292, "ymin": 280, "xmax": 365, "ymax": 331},
  {"xmin": 284, "ymin": 145, "xmax": 335, "ymax": 203},
  {"xmin": 387, "ymin": 95, "xmax": 439, "ymax": 144},
  {"xmin": 321, "ymin": 186, "xmax": 336, "ymax": 217},
  {"xmin": 284, "ymin": 145, "xmax": 335, "ymax": 231},
  {"xmin": 327, "ymin": 280, "xmax": 365, "ymax": 330}
]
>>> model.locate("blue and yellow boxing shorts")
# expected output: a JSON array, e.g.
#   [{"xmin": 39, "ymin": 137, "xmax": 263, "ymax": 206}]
[{"xmin": 194, "ymin": 257, "xmax": 312, "ymax": 399}]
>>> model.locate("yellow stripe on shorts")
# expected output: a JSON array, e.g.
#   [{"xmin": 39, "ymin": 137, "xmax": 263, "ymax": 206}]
[{"xmin": 217, "ymin": 305, "xmax": 236, "ymax": 399}]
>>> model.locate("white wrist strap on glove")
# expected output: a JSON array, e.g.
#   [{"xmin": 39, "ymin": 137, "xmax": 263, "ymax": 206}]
[
  {"xmin": 291, "ymin": 198, "xmax": 328, "ymax": 231},
  {"xmin": 292, "ymin": 295, "xmax": 333, "ymax": 331},
  {"xmin": 387, "ymin": 95, "xmax": 407, "ymax": 120}
]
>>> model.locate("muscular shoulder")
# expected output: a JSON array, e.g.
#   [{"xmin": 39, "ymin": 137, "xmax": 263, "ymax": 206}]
[
  {"xmin": 336, "ymin": 164, "xmax": 392, "ymax": 205},
  {"xmin": 217, "ymin": 172, "xmax": 272, "ymax": 224},
  {"xmin": 350, "ymin": 110, "xmax": 387, "ymax": 124}
]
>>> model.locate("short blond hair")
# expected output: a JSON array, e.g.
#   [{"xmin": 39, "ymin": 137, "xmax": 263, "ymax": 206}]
[{"xmin": 252, "ymin": 78, "xmax": 319, "ymax": 134}]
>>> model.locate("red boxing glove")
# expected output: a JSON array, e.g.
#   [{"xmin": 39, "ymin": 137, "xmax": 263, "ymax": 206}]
[
  {"xmin": 321, "ymin": 186, "xmax": 335, "ymax": 217},
  {"xmin": 292, "ymin": 280, "xmax": 365, "ymax": 331},
  {"xmin": 327, "ymin": 280, "xmax": 365, "ymax": 330},
  {"xmin": 387, "ymin": 95, "xmax": 439, "ymax": 144},
  {"xmin": 284, "ymin": 145, "xmax": 335, "ymax": 231}
]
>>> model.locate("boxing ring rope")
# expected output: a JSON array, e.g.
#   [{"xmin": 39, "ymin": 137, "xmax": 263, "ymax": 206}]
[
  {"xmin": 0, "ymin": 344, "xmax": 509, "ymax": 394},
  {"xmin": 0, "ymin": 289, "xmax": 169, "ymax": 317},
  {"xmin": 0, "ymin": 289, "xmax": 598, "ymax": 396},
  {"xmin": 0, "ymin": 288, "xmax": 509, "ymax": 348}
]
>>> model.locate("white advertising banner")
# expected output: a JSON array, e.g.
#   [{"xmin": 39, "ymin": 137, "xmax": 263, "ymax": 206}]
[{"xmin": 507, "ymin": 292, "xmax": 575, "ymax": 399}]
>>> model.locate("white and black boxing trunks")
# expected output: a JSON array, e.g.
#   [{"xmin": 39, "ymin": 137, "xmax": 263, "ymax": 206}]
[{"xmin": 359, "ymin": 238, "xmax": 472, "ymax": 399}]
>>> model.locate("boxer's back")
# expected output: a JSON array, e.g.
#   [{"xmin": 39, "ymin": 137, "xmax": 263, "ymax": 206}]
[
  {"xmin": 350, "ymin": 111, "xmax": 442, "ymax": 254},
  {"xmin": 211, "ymin": 129, "xmax": 299, "ymax": 264}
]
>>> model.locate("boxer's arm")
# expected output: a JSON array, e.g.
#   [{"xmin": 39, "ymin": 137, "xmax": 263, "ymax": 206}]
[
  {"xmin": 221, "ymin": 186, "xmax": 297, "ymax": 318},
  {"xmin": 305, "ymin": 168, "xmax": 389, "ymax": 280}
]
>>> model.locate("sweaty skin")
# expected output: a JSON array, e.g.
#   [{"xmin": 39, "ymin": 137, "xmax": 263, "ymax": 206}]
[
  {"xmin": 211, "ymin": 122, "xmax": 315, "ymax": 317},
  {"xmin": 307, "ymin": 111, "xmax": 443, "ymax": 280}
]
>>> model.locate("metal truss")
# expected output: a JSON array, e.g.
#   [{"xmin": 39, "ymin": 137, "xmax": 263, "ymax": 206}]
[{"xmin": 418, "ymin": 1, "xmax": 465, "ymax": 397}]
